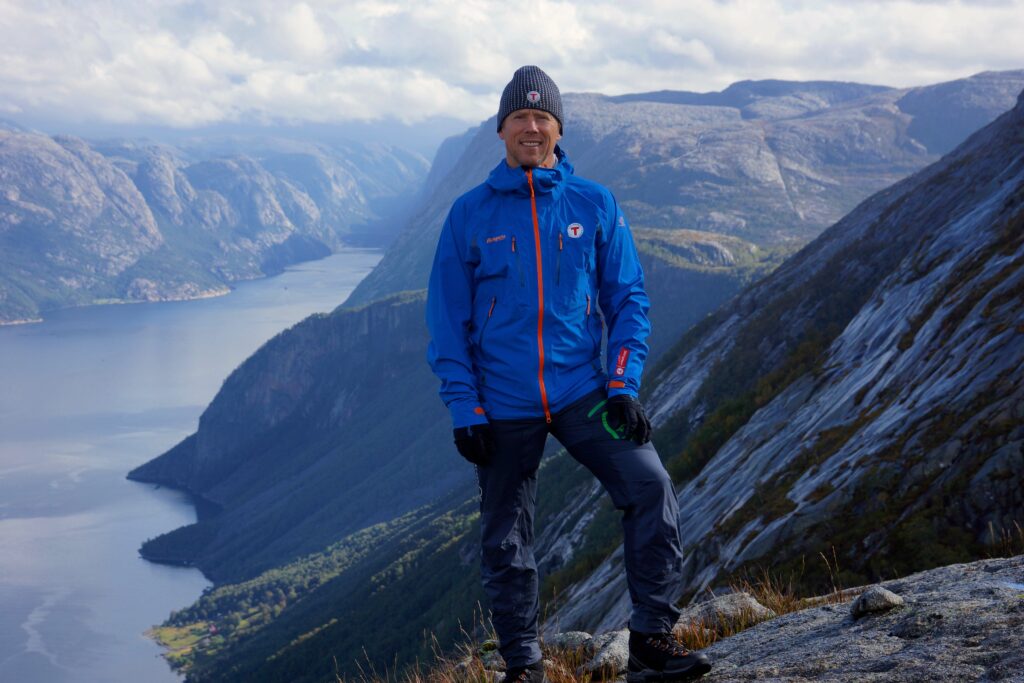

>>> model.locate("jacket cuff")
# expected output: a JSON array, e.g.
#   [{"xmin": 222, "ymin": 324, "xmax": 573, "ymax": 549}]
[
  {"xmin": 606, "ymin": 380, "xmax": 637, "ymax": 398},
  {"xmin": 450, "ymin": 399, "xmax": 489, "ymax": 429}
]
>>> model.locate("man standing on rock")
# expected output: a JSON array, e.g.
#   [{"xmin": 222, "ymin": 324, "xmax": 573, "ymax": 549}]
[{"xmin": 426, "ymin": 65, "xmax": 712, "ymax": 682}]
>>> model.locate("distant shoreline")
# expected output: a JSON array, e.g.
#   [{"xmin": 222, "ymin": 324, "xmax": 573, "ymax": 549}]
[
  {"xmin": 0, "ymin": 247, "xmax": 383, "ymax": 327},
  {"xmin": 0, "ymin": 287, "xmax": 233, "ymax": 327},
  {"xmin": 0, "ymin": 317, "xmax": 44, "ymax": 326}
]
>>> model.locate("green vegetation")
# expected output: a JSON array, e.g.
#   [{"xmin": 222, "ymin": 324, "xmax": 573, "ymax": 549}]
[
  {"xmin": 633, "ymin": 228, "xmax": 791, "ymax": 277},
  {"xmin": 157, "ymin": 495, "xmax": 487, "ymax": 681}
]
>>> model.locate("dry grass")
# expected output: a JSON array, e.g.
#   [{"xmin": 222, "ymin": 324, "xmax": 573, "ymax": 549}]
[
  {"xmin": 336, "ymin": 557, "xmax": 856, "ymax": 683},
  {"xmin": 334, "ymin": 610, "xmax": 597, "ymax": 683},
  {"xmin": 986, "ymin": 520, "xmax": 1024, "ymax": 559},
  {"xmin": 674, "ymin": 552, "xmax": 854, "ymax": 652},
  {"xmin": 335, "ymin": 635, "xmax": 596, "ymax": 683}
]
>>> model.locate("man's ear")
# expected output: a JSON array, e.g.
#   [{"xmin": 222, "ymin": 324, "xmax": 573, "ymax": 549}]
[{"xmin": 498, "ymin": 128, "xmax": 506, "ymax": 141}]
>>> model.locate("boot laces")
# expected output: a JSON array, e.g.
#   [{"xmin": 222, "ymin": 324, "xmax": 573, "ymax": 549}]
[
  {"xmin": 511, "ymin": 668, "xmax": 534, "ymax": 681},
  {"xmin": 647, "ymin": 634, "xmax": 690, "ymax": 657}
]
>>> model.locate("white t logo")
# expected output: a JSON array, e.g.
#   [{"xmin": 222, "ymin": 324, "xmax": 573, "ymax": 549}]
[
  {"xmin": 527, "ymin": 91, "xmax": 541, "ymax": 103},
  {"xmin": 567, "ymin": 223, "xmax": 583, "ymax": 238}
]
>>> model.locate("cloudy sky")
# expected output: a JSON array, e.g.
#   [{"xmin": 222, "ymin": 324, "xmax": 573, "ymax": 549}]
[{"xmin": 2, "ymin": 0, "xmax": 1023, "ymax": 132}]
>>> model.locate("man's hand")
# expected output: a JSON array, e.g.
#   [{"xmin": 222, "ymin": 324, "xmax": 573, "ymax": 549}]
[
  {"xmin": 608, "ymin": 395, "xmax": 652, "ymax": 444},
  {"xmin": 453, "ymin": 423, "xmax": 496, "ymax": 466}
]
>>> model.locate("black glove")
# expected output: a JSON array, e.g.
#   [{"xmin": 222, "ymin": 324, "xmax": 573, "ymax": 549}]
[
  {"xmin": 608, "ymin": 394, "xmax": 652, "ymax": 444},
  {"xmin": 453, "ymin": 423, "xmax": 496, "ymax": 466}
]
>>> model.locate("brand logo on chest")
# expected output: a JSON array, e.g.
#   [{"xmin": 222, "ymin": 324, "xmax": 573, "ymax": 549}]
[{"xmin": 567, "ymin": 223, "xmax": 584, "ymax": 239}]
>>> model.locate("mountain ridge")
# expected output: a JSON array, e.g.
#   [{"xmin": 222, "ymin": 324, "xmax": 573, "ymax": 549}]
[
  {"xmin": 344, "ymin": 70, "xmax": 1024, "ymax": 308},
  {"xmin": 0, "ymin": 132, "xmax": 428, "ymax": 323}
]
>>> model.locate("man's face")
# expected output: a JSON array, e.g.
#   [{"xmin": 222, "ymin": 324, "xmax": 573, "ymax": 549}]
[{"xmin": 498, "ymin": 109, "xmax": 561, "ymax": 169}]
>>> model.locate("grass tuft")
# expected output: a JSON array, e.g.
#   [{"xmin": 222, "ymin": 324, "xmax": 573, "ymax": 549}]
[{"xmin": 985, "ymin": 520, "xmax": 1024, "ymax": 559}]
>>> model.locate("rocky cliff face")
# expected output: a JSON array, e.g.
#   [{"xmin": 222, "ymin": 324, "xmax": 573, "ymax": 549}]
[
  {"xmin": 345, "ymin": 70, "xmax": 1024, "ymax": 308},
  {"xmin": 0, "ymin": 133, "xmax": 427, "ymax": 323},
  {"xmin": 0, "ymin": 130, "xmax": 165, "ymax": 320},
  {"xmin": 544, "ymin": 88, "xmax": 1024, "ymax": 634}
]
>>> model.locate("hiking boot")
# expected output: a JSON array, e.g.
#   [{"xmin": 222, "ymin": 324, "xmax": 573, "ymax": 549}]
[
  {"xmin": 503, "ymin": 659, "xmax": 548, "ymax": 682},
  {"xmin": 626, "ymin": 630, "xmax": 712, "ymax": 682}
]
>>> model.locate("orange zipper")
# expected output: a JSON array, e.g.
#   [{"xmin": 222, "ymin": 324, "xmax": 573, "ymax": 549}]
[
  {"xmin": 479, "ymin": 296, "xmax": 496, "ymax": 352},
  {"xmin": 556, "ymin": 232, "xmax": 563, "ymax": 285},
  {"xmin": 526, "ymin": 169, "xmax": 551, "ymax": 423}
]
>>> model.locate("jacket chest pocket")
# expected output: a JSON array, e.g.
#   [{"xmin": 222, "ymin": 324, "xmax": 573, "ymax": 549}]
[
  {"xmin": 474, "ymin": 231, "xmax": 527, "ymax": 287},
  {"xmin": 554, "ymin": 231, "xmax": 595, "ymax": 304}
]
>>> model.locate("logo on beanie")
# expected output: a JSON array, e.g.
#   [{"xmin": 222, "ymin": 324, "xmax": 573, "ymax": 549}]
[
  {"xmin": 526, "ymin": 90, "xmax": 541, "ymax": 104},
  {"xmin": 567, "ymin": 223, "xmax": 583, "ymax": 238}
]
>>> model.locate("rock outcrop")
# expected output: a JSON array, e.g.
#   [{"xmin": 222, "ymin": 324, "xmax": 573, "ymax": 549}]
[
  {"xmin": 702, "ymin": 555, "xmax": 1024, "ymax": 682},
  {"xmin": 490, "ymin": 555, "xmax": 1024, "ymax": 682}
]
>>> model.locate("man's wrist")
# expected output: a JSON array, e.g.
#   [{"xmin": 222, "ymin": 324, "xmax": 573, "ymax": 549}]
[
  {"xmin": 606, "ymin": 380, "xmax": 636, "ymax": 398},
  {"xmin": 450, "ymin": 400, "xmax": 489, "ymax": 428}
]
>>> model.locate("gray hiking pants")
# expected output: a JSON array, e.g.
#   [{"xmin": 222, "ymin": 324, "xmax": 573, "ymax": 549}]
[{"xmin": 476, "ymin": 388, "xmax": 684, "ymax": 668}]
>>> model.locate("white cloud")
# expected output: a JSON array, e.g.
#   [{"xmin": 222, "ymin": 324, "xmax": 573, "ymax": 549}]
[{"xmin": 0, "ymin": 0, "xmax": 1022, "ymax": 128}]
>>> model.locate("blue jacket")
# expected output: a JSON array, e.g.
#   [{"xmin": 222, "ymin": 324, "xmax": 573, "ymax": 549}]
[{"xmin": 426, "ymin": 148, "xmax": 651, "ymax": 428}]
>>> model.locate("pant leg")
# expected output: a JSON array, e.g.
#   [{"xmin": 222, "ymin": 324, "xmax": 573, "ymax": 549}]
[
  {"xmin": 550, "ymin": 390, "xmax": 684, "ymax": 633},
  {"xmin": 476, "ymin": 417, "xmax": 549, "ymax": 668}
]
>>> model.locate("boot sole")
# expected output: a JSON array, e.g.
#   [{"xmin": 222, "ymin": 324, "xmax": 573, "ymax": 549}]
[{"xmin": 625, "ymin": 661, "xmax": 712, "ymax": 682}]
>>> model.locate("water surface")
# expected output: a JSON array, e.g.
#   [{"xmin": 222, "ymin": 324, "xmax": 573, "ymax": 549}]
[{"xmin": 0, "ymin": 250, "xmax": 380, "ymax": 681}]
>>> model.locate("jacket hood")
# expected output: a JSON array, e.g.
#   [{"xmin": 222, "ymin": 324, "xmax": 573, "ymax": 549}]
[{"xmin": 485, "ymin": 145, "xmax": 575, "ymax": 197}]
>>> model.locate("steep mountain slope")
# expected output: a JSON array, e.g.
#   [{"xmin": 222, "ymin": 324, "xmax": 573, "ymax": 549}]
[
  {"xmin": 546, "ymin": 87, "xmax": 1024, "ymax": 633},
  {"xmin": 129, "ymin": 225, "xmax": 774, "ymax": 584},
  {"xmin": 0, "ymin": 133, "xmax": 427, "ymax": 323},
  {"xmin": 345, "ymin": 70, "xmax": 1024, "ymax": 308}
]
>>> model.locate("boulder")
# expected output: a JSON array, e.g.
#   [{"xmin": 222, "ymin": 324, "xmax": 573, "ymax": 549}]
[
  {"xmin": 577, "ymin": 629, "xmax": 629, "ymax": 680},
  {"xmin": 675, "ymin": 591, "xmax": 777, "ymax": 634},
  {"xmin": 851, "ymin": 585, "xmax": 905, "ymax": 618}
]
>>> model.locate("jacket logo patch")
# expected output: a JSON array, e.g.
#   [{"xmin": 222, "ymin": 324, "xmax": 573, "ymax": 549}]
[
  {"xmin": 486, "ymin": 234, "xmax": 507, "ymax": 244},
  {"xmin": 615, "ymin": 348, "xmax": 630, "ymax": 376},
  {"xmin": 618, "ymin": 215, "xmax": 626, "ymax": 227},
  {"xmin": 567, "ymin": 223, "xmax": 584, "ymax": 238}
]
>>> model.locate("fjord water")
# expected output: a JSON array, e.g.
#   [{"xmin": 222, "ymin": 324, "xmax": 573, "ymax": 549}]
[{"xmin": 0, "ymin": 249, "xmax": 381, "ymax": 682}]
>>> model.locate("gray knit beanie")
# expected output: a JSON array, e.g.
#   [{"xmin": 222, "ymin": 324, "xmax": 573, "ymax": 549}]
[{"xmin": 497, "ymin": 65, "xmax": 563, "ymax": 134}]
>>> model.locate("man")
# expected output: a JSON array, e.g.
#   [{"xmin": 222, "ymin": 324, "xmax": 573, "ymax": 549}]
[{"xmin": 426, "ymin": 66, "xmax": 711, "ymax": 683}]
